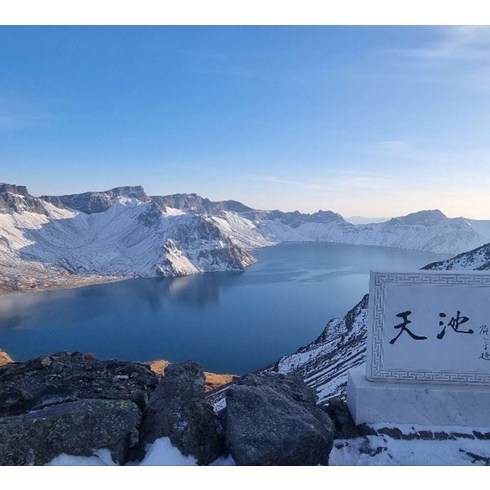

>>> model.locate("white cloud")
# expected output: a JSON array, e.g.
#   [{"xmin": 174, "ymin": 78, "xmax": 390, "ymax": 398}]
[
  {"xmin": 387, "ymin": 26, "xmax": 490, "ymax": 91},
  {"xmin": 396, "ymin": 26, "xmax": 490, "ymax": 62}
]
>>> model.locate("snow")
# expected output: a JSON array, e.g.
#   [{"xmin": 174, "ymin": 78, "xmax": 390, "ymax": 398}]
[
  {"xmin": 210, "ymin": 455, "xmax": 236, "ymax": 466},
  {"xmin": 137, "ymin": 438, "xmax": 197, "ymax": 466},
  {"xmin": 211, "ymin": 211, "xmax": 273, "ymax": 250},
  {"xmin": 330, "ymin": 426, "xmax": 490, "ymax": 466},
  {"xmin": 45, "ymin": 438, "xmax": 237, "ymax": 466},
  {"xmin": 115, "ymin": 195, "xmax": 144, "ymax": 208},
  {"xmin": 163, "ymin": 206, "xmax": 185, "ymax": 217},
  {"xmin": 44, "ymin": 429, "xmax": 490, "ymax": 466},
  {"xmin": 212, "ymin": 397, "xmax": 227, "ymax": 412},
  {"xmin": 45, "ymin": 449, "xmax": 116, "ymax": 466}
]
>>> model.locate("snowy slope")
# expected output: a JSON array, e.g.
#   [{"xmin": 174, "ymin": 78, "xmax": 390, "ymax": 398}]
[
  {"xmin": 423, "ymin": 242, "xmax": 490, "ymax": 271},
  {"xmin": 210, "ymin": 211, "xmax": 273, "ymax": 250},
  {"xmin": 275, "ymin": 295, "xmax": 368, "ymax": 404}
]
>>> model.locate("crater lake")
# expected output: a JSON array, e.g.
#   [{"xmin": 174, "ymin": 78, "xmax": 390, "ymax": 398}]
[{"xmin": 0, "ymin": 242, "xmax": 449, "ymax": 374}]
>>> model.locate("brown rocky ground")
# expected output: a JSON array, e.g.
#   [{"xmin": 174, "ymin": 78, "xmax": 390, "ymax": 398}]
[
  {"xmin": 0, "ymin": 350, "xmax": 12, "ymax": 366},
  {"xmin": 149, "ymin": 359, "xmax": 239, "ymax": 392}
]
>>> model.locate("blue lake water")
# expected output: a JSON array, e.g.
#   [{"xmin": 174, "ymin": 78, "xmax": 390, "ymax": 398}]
[{"xmin": 0, "ymin": 243, "xmax": 449, "ymax": 374}]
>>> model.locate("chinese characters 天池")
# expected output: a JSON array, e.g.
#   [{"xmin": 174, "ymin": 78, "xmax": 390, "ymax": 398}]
[{"xmin": 390, "ymin": 310, "xmax": 475, "ymax": 345}]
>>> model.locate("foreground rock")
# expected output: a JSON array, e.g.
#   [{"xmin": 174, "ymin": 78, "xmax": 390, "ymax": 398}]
[
  {"xmin": 225, "ymin": 372, "xmax": 335, "ymax": 465},
  {"xmin": 0, "ymin": 399, "xmax": 141, "ymax": 465},
  {"xmin": 139, "ymin": 361, "xmax": 225, "ymax": 465},
  {"xmin": 0, "ymin": 352, "xmax": 159, "ymax": 417},
  {"xmin": 149, "ymin": 359, "xmax": 239, "ymax": 392}
]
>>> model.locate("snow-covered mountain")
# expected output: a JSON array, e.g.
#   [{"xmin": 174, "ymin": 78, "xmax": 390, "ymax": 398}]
[
  {"xmin": 255, "ymin": 209, "xmax": 490, "ymax": 255},
  {"xmin": 2, "ymin": 181, "xmax": 490, "ymax": 292},
  {"xmin": 0, "ymin": 184, "xmax": 269, "ymax": 291}
]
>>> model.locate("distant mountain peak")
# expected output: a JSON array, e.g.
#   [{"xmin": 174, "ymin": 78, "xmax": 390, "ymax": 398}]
[
  {"xmin": 0, "ymin": 183, "xmax": 49, "ymax": 215},
  {"xmin": 41, "ymin": 186, "xmax": 149, "ymax": 214},
  {"xmin": 150, "ymin": 193, "xmax": 253, "ymax": 214},
  {"xmin": 312, "ymin": 210, "xmax": 345, "ymax": 221},
  {"xmin": 102, "ymin": 185, "xmax": 147, "ymax": 197},
  {"xmin": 392, "ymin": 209, "xmax": 447, "ymax": 225},
  {"xmin": 0, "ymin": 183, "xmax": 30, "ymax": 197},
  {"xmin": 408, "ymin": 209, "xmax": 446, "ymax": 218}
]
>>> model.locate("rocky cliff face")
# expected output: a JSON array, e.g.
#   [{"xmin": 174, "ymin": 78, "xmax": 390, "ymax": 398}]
[
  {"xmin": 41, "ymin": 186, "xmax": 150, "ymax": 214},
  {"xmin": 151, "ymin": 193, "xmax": 253, "ymax": 215},
  {"xmin": 0, "ymin": 184, "xmax": 49, "ymax": 215}
]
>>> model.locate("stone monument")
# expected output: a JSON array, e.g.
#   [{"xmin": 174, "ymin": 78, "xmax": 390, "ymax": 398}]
[{"xmin": 347, "ymin": 271, "xmax": 490, "ymax": 427}]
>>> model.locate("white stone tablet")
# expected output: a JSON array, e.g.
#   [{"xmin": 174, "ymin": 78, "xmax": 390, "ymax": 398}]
[{"xmin": 366, "ymin": 271, "xmax": 490, "ymax": 385}]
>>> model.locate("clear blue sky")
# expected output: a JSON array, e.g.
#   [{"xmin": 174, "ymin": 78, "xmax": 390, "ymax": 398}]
[{"xmin": 2, "ymin": 26, "xmax": 490, "ymax": 218}]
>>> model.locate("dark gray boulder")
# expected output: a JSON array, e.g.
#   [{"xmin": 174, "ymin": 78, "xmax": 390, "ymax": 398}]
[
  {"xmin": 0, "ymin": 399, "xmax": 141, "ymax": 465},
  {"xmin": 0, "ymin": 352, "xmax": 159, "ymax": 416},
  {"xmin": 138, "ymin": 361, "xmax": 225, "ymax": 465},
  {"xmin": 0, "ymin": 386, "xmax": 33, "ymax": 417},
  {"xmin": 225, "ymin": 372, "xmax": 335, "ymax": 465}
]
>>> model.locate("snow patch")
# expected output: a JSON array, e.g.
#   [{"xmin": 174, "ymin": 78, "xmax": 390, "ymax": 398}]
[
  {"xmin": 45, "ymin": 449, "xmax": 116, "ymax": 466},
  {"xmin": 330, "ymin": 435, "xmax": 490, "ymax": 466},
  {"xmin": 137, "ymin": 437, "xmax": 197, "ymax": 466}
]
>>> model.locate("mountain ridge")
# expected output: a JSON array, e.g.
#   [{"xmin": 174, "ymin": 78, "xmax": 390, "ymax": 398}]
[{"xmin": 1, "ymin": 182, "xmax": 490, "ymax": 293}]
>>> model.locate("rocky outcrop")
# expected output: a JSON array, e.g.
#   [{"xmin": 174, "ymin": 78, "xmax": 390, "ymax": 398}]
[
  {"xmin": 0, "ymin": 351, "xmax": 338, "ymax": 466},
  {"xmin": 0, "ymin": 352, "xmax": 159, "ymax": 417},
  {"xmin": 41, "ymin": 186, "xmax": 149, "ymax": 214},
  {"xmin": 0, "ymin": 399, "xmax": 141, "ymax": 465},
  {"xmin": 149, "ymin": 359, "xmax": 239, "ymax": 392},
  {"xmin": 0, "ymin": 184, "xmax": 30, "ymax": 197},
  {"xmin": 151, "ymin": 193, "xmax": 253, "ymax": 215},
  {"xmin": 0, "ymin": 184, "xmax": 49, "ymax": 215},
  {"xmin": 138, "ymin": 361, "xmax": 225, "ymax": 465},
  {"xmin": 225, "ymin": 372, "xmax": 335, "ymax": 465}
]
